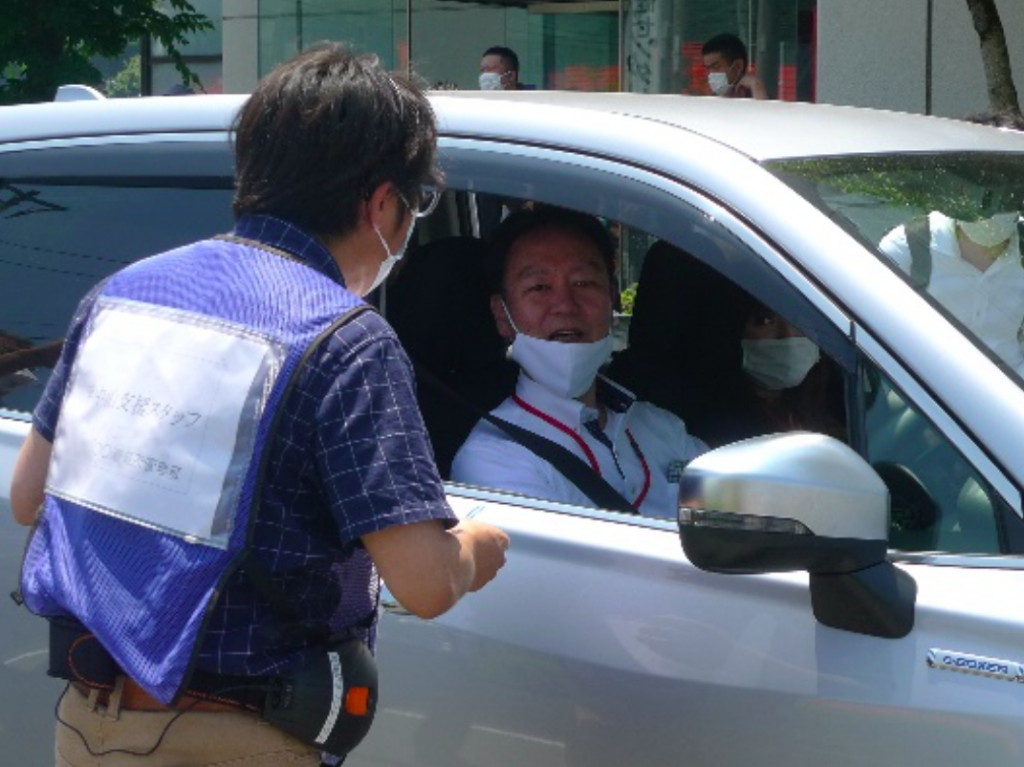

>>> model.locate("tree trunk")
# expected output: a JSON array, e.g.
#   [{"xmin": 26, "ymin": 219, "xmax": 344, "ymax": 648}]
[{"xmin": 965, "ymin": 0, "xmax": 1021, "ymax": 115}]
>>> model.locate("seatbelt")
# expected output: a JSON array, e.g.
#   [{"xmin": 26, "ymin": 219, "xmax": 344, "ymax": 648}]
[
  {"xmin": 412, "ymin": 361, "xmax": 639, "ymax": 515},
  {"xmin": 904, "ymin": 215, "xmax": 932, "ymax": 288}
]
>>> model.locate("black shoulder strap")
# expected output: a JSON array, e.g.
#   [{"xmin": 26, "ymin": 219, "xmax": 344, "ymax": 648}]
[
  {"xmin": 243, "ymin": 301, "xmax": 377, "ymax": 646},
  {"xmin": 905, "ymin": 215, "xmax": 932, "ymax": 288},
  {"xmin": 413, "ymin": 361, "xmax": 638, "ymax": 515}
]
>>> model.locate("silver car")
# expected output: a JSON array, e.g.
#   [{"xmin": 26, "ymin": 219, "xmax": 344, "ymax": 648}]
[{"xmin": 2, "ymin": 91, "xmax": 1023, "ymax": 766}]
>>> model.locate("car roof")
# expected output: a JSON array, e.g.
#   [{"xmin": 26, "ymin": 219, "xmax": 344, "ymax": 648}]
[
  {"xmin": 3, "ymin": 90, "xmax": 1023, "ymax": 163},
  {"xmin": 0, "ymin": 95, "xmax": 247, "ymax": 145},
  {"xmin": 434, "ymin": 91, "xmax": 1024, "ymax": 161}
]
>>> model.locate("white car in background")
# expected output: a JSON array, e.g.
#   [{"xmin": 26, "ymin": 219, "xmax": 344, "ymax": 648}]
[{"xmin": 2, "ymin": 91, "xmax": 1023, "ymax": 766}]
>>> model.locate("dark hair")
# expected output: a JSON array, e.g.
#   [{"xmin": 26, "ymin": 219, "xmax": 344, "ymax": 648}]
[
  {"xmin": 702, "ymin": 33, "xmax": 748, "ymax": 68},
  {"xmin": 486, "ymin": 206, "xmax": 617, "ymax": 296},
  {"xmin": 482, "ymin": 46, "xmax": 520, "ymax": 74},
  {"xmin": 962, "ymin": 109, "xmax": 1024, "ymax": 131},
  {"xmin": 232, "ymin": 42, "xmax": 441, "ymax": 238}
]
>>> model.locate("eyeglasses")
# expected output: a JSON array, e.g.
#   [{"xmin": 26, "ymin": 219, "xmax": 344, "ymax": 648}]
[{"xmin": 399, "ymin": 186, "xmax": 442, "ymax": 219}]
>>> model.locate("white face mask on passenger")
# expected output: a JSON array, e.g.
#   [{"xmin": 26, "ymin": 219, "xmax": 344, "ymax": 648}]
[
  {"xmin": 741, "ymin": 336, "xmax": 820, "ymax": 390},
  {"xmin": 366, "ymin": 217, "xmax": 416, "ymax": 295},
  {"xmin": 501, "ymin": 301, "xmax": 613, "ymax": 399}
]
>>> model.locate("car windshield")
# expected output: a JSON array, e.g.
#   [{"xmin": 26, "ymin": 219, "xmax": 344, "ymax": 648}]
[{"xmin": 766, "ymin": 152, "xmax": 1024, "ymax": 384}]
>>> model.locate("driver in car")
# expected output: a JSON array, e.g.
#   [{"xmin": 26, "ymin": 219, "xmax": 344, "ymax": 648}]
[{"xmin": 451, "ymin": 207, "xmax": 707, "ymax": 517}]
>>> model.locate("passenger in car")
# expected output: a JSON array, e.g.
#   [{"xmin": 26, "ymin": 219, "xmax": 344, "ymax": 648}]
[
  {"xmin": 608, "ymin": 241, "xmax": 844, "ymax": 448},
  {"xmin": 450, "ymin": 207, "xmax": 708, "ymax": 517},
  {"xmin": 705, "ymin": 301, "xmax": 845, "ymax": 446}
]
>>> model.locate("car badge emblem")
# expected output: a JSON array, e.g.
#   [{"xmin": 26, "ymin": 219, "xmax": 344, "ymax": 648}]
[{"xmin": 927, "ymin": 649, "xmax": 1024, "ymax": 683}]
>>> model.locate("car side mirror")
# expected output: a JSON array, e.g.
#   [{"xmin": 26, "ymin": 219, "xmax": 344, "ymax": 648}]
[{"xmin": 677, "ymin": 433, "xmax": 916, "ymax": 639}]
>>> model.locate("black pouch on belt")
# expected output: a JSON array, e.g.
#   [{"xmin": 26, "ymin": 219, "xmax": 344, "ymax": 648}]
[
  {"xmin": 47, "ymin": 615, "xmax": 119, "ymax": 687},
  {"xmin": 263, "ymin": 637, "xmax": 378, "ymax": 758}
]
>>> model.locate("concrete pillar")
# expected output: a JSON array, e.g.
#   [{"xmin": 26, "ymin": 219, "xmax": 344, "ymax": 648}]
[{"xmin": 223, "ymin": 0, "xmax": 260, "ymax": 94}]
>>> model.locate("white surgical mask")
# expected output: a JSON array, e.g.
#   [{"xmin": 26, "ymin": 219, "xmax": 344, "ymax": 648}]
[
  {"xmin": 479, "ymin": 72, "xmax": 504, "ymax": 91},
  {"xmin": 741, "ymin": 336, "xmax": 820, "ymax": 391},
  {"xmin": 958, "ymin": 212, "xmax": 1019, "ymax": 249},
  {"xmin": 708, "ymin": 72, "xmax": 730, "ymax": 95},
  {"xmin": 367, "ymin": 217, "xmax": 415, "ymax": 295},
  {"xmin": 502, "ymin": 301, "xmax": 613, "ymax": 399}
]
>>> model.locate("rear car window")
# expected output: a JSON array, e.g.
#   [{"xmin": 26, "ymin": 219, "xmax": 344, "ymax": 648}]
[{"xmin": 0, "ymin": 140, "xmax": 234, "ymax": 413}]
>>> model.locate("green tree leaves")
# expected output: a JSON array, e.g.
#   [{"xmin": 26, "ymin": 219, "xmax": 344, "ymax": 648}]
[{"xmin": 0, "ymin": 0, "xmax": 211, "ymax": 104}]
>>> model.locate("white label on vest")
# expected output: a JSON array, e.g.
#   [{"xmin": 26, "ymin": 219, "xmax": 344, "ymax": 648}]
[{"xmin": 47, "ymin": 299, "xmax": 285, "ymax": 548}]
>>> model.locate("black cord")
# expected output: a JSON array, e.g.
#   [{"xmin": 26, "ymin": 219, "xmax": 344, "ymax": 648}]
[{"xmin": 54, "ymin": 681, "xmax": 271, "ymax": 759}]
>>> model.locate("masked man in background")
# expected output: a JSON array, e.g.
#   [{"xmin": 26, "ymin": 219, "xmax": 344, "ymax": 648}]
[
  {"xmin": 479, "ymin": 46, "xmax": 522, "ymax": 91},
  {"xmin": 702, "ymin": 33, "xmax": 768, "ymax": 100}
]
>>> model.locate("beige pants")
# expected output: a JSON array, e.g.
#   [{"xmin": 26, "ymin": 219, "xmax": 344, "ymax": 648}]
[{"xmin": 55, "ymin": 682, "xmax": 321, "ymax": 767}]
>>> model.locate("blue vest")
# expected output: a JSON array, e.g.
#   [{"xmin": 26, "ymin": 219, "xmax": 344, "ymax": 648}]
[{"xmin": 20, "ymin": 235, "xmax": 365, "ymax": 705}]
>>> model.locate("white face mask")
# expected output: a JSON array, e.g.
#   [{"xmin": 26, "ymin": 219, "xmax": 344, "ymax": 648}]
[
  {"xmin": 708, "ymin": 72, "xmax": 730, "ymax": 95},
  {"xmin": 958, "ymin": 212, "xmax": 1019, "ymax": 249},
  {"xmin": 741, "ymin": 336, "xmax": 820, "ymax": 391},
  {"xmin": 479, "ymin": 72, "xmax": 504, "ymax": 91},
  {"xmin": 501, "ymin": 301, "xmax": 613, "ymax": 399},
  {"xmin": 367, "ymin": 216, "xmax": 415, "ymax": 295}
]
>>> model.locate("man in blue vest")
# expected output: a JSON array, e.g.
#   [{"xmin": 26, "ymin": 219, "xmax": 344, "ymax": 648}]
[{"xmin": 10, "ymin": 43, "xmax": 508, "ymax": 766}]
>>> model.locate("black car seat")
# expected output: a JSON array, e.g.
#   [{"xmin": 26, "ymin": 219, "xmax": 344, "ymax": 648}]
[
  {"xmin": 606, "ymin": 238, "xmax": 751, "ymax": 442},
  {"xmin": 386, "ymin": 235, "xmax": 518, "ymax": 478}
]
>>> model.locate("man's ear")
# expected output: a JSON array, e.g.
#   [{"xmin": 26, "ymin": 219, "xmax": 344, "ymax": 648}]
[
  {"xmin": 364, "ymin": 182, "xmax": 396, "ymax": 230},
  {"xmin": 490, "ymin": 293, "xmax": 514, "ymax": 342}
]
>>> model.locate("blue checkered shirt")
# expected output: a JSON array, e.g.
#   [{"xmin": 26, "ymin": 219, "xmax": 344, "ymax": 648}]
[{"xmin": 34, "ymin": 214, "xmax": 456, "ymax": 677}]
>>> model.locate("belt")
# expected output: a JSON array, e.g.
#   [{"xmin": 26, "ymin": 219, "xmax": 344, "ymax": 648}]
[{"xmin": 72, "ymin": 678, "xmax": 249, "ymax": 714}]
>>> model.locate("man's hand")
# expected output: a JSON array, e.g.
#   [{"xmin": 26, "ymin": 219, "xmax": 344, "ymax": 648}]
[
  {"xmin": 738, "ymin": 72, "xmax": 768, "ymax": 100},
  {"xmin": 11, "ymin": 428, "xmax": 52, "ymax": 525},
  {"xmin": 363, "ymin": 517, "xmax": 508, "ymax": 620},
  {"xmin": 451, "ymin": 518, "xmax": 509, "ymax": 592}
]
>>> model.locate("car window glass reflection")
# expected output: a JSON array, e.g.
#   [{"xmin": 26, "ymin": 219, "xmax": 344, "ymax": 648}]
[
  {"xmin": 767, "ymin": 154, "xmax": 1024, "ymax": 384},
  {"xmin": 863, "ymin": 364, "xmax": 1001, "ymax": 554},
  {"xmin": 0, "ymin": 181, "xmax": 233, "ymax": 412}
]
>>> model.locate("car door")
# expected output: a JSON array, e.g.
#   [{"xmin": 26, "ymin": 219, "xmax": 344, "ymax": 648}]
[
  {"xmin": 353, "ymin": 139, "xmax": 1024, "ymax": 767},
  {"xmin": 0, "ymin": 133, "xmax": 234, "ymax": 764}
]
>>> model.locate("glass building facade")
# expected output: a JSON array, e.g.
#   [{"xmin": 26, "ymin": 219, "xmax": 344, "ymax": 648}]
[{"xmin": 244, "ymin": 0, "xmax": 816, "ymax": 99}]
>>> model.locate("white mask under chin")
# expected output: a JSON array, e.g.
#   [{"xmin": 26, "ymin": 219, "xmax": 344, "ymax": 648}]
[
  {"xmin": 502, "ymin": 302, "xmax": 612, "ymax": 399},
  {"xmin": 741, "ymin": 336, "xmax": 820, "ymax": 391},
  {"xmin": 366, "ymin": 218, "xmax": 415, "ymax": 295}
]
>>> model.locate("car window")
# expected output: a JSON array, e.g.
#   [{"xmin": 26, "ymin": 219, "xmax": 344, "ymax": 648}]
[
  {"xmin": 395, "ymin": 144, "xmax": 855, "ymax": 522},
  {"xmin": 767, "ymin": 153, "xmax": 1024, "ymax": 387},
  {"xmin": 0, "ymin": 141, "xmax": 234, "ymax": 414},
  {"xmin": 861, "ymin": 361, "xmax": 1020, "ymax": 554}
]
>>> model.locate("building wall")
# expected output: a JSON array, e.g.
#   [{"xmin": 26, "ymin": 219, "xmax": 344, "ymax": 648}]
[
  {"xmin": 223, "ymin": 0, "xmax": 259, "ymax": 94},
  {"xmin": 931, "ymin": 0, "xmax": 1024, "ymax": 118},
  {"xmin": 818, "ymin": 0, "xmax": 1024, "ymax": 117},
  {"xmin": 222, "ymin": 0, "xmax": 1024, "ymax": 116}
]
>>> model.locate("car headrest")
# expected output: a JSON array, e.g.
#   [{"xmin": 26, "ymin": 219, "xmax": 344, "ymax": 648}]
[{"xmin": 387, "ymin": 235, "xmax": 507, "ymax": 377}]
